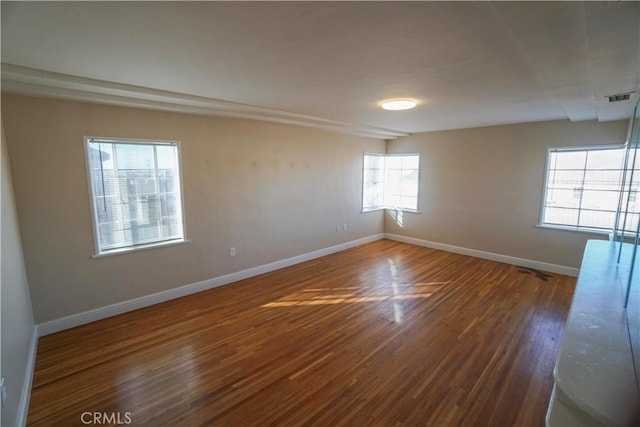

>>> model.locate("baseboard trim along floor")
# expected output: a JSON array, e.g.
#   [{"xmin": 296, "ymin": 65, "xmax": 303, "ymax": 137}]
[
  {"xmin": 36, "ymin": 233, "xmax": 385, "ymax": 337},
  {"xmin": 37, "ymin": 233, "xmax": 578, "ymax": 338},
  {"xmin": 384, "ymin": 233, "xmax": 579, "ymax": 277}
]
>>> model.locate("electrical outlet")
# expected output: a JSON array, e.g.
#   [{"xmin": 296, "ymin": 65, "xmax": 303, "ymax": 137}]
[
  {"xmin": 230, "ymin": 247, "xmax": 236, "ymax": 257},
  {"xmin": 1, "ymin": 377, "xmax": 7, "ymax": 407},
  {"xmin": 343, "ymin": 223, "xmax": 348, "ymax": 231}
]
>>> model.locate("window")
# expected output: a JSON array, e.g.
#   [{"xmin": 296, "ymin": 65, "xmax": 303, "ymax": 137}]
[
  {"xmin": 85, "ymin": 137, "xmax": 186, "ymax": 255},
  {"xmin": 542, "ymin": 146, "xmax": 640, "ymax": 233},
  {"xmin": 363, "ymin": 153, "xmax": 419, "ymax": 212}
]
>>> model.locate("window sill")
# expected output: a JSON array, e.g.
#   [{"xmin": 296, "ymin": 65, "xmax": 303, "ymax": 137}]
[
  {"xmin": 91, "ymin": 239, "xmax": 190, "ymax": 259},
  {"xmin": 535, "ymin": 224, "xmax": 609, "ymax": 236},
  {"xmin": 362, "ymin": 208, "xmax": 421, "ymax": 214}
]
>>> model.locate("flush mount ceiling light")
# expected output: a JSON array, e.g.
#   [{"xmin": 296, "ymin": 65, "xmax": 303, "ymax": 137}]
[{"xmin": 381, "ymin": 99, "xmax": 417, "ymax": 111}]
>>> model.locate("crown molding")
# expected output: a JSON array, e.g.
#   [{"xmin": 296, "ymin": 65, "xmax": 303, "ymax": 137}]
[{"xmin": 1, "ymin": 63, "xmax": 408, "ymax": 139}]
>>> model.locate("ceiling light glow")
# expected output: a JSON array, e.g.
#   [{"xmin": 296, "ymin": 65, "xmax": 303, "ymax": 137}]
[{"xmin": 381, "ymin": 99, "xmax": 417, "ymax": 111}]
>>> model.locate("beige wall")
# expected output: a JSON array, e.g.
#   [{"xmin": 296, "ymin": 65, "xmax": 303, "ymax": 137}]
[
  {"xmin": 1, "ymin": 118, "xmax": 36, "ymax": 426},
  {"xmin": 2, "ymin": 92, "xmax": 630, "ymax": 327},
  {"xmin": 2, "ymin": 94, "xmax": 385, "ymax": 323},
  {"xmin": 386, "ymin": 119, "xmax": 629, "ymax": 269}
]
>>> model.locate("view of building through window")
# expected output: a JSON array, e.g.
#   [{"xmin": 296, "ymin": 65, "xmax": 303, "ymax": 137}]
[
  {"xmin": 543, "ymin": 147, "xmax": 639, "ymax": 233},
  {"xmin": 86, "ymin": 138, "xmax": 185, "ymax": 254},
  {"xmin": 363, "ymin": 153, "xmax": 419, "ymax": 212}
]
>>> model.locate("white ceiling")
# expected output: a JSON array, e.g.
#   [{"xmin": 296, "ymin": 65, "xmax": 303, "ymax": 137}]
[{"xmin": 1, "ymin": 1, "xmax": 639, "ymax": 138}]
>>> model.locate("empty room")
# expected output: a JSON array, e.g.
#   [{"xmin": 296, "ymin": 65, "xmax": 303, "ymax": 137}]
[{"xmin": 2, "ymin": 2, "xmax": 639, "ymax": 426}]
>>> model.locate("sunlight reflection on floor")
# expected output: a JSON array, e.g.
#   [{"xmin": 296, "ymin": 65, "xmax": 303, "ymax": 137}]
[
  {"xmin": 262, "ymin": 293, "xmax": 435, "ymax": 308},
  {"xmin": 262, "ymin": 283, "xmax": 448, "ymax": 309},
  {"xmin": 261, "ymin": 256, "xmax": 452, "ymax": 325}
]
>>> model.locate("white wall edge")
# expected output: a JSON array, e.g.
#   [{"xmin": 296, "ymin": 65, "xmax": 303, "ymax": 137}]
[
  {"xmin": 16, "ymin": 327, "xmax": 38, "ymax": 427},
  {"xmin": 384, "ymin": 233, "xmax": 579, "ymax": 277},
  {"xmin": 37, "ymin": 233, "xmax": 385, "ymax": 337}
]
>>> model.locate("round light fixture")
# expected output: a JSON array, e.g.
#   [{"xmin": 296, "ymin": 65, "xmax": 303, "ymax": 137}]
[{"xmin": 381, "ymin": 99, "xmax": 417, "ymax": 111}]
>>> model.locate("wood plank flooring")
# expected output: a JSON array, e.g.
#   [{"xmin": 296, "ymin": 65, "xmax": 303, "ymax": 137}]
[{"xmin": 27, "ymin": 239, "xmax": 576, "ymax": 426}]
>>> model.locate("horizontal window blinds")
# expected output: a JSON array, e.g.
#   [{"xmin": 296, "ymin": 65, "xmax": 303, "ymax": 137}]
[{"xmin": 86, "ymin": 138, "xmax": 185, "ymax": 254}]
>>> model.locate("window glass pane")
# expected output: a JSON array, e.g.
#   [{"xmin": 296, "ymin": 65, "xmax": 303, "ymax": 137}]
[
  {"xmin": 160, "ymin": 178, "xmax": 172, "ymax": 196},
  {"xmin": 579, "ymin": 210, "xmax": 616, "ymax": 229},
  {"xmin": 386, "ymin": 169, "xmax": 402, "ymax": 189},
  {"xmin": 543, "ymin": 146, "xmax": 640, "ymax": 232},
  {"xmin": 162, "ymin": 217, "xmax": 182, "ymax": 237},
  {"xmin": 363, "ymin": 154, "xmax": 385, "ymax": 210},
  {"xmin": 87, "ymin": 139, "xmax": 184, "ymax": 254},
  {"xmin": 583, "ymin": 170, "xmax": 623, "ymax": 190},
  {"xmin": 364, "ymin": 154, "xmax": 384, "ymax": 170},
  {"xmin": 551, "ymin": 151, "xmax": 586, "ymax": 170},
  {"xmin": 629, "ymin": 213, "xmax": 639, "ymax": 233},
  {"xmin": 402, "ymin": 168, "xmax": 418, "ymax": 181},
  {"xmin": 402, "ymin": 183, "xmax": 418, "ymax": 197},
  {"xmin": 99, "ymin": 222, "xmax": 122, "ymax": 250},
  {"xmin": 585, "ymin": 149, "xmax": 625, "ymax": 169},
  {"xmin": 157, "ymin": 145, "xmax": 177, "ymax": 169},
  {"xmin": 402, "ymin": 155, "xmax": 419, "ymax": 169},
  {"xmin": 631, "ymin": 149, "xmax": 640, "ymax": 169},
  {"xmin": 620, "ymin": 190, "xmax": 638, "ymax": 207},
  {"xmin": 115, "ymin": 144, "xmax": 154, "ymax": 170},
  {"xmin": 618, "ymin": 213, "xmax": 640, "ymax": 233},
  {"xmin": 386, "ymin": 156, "xmax": 402, "ymax": 169},
  {"xmin": 547, "ymin": 170, "xmax": 584, "ymax": 189},
  {"xmin": 363, "ymin": 182, "xmax": 384, "ymax": 209},
  {"xmin": 363, "ymin": 153, "xmax": 419, "ymax": 211},
  {"xmin": 580, "ymin": 190, "xmax": 619, "ymax": 211},
  {"xmin": 386, "ymin": 194, "xmax": 402, "ymax": 208},
  {"xmin": 544, "ymin": 207, "xmax": 579, "ymax": 227},
  {"xmin": 94, "ymin": 197, "xmax": 119, "ymax": 232},
  {"xmin": 402, "ymin": 196, "xmax": 418, "ymax": 211},
  {"xmin": 631, "ymin": 191, "xmax": 639, "ymax": 211},
  {"xmin": 365, "ymin": 168, "xmax": 384, "ymax": 184},
  {"xmin": 90, "ymin": 169, "xmax": 116, "ymax": 197},
  {"xmin": 546, "ymin": 188, "xmax": 581, "ymax": 209},
  {"xmin": 88, "ymin": 143, "xmax": 114, "ymax": 170}
]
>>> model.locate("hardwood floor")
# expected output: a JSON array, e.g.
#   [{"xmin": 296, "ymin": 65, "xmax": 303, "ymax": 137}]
[{"xmin": 27, "ymin": 240, "xmax": 576, "ymax": 426}]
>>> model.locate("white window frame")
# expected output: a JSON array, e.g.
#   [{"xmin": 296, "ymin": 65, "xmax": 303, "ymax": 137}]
[
  {"xmin": 84, "ymin": 136, "xmax": 188, "ymax": 257},
  {"xmin": 539, "ymin": 144, "xmax": 632, "ymax": 235},
  {"xmin": 362, "ymin": 152, "xmax": 421, "ymax": 213}
]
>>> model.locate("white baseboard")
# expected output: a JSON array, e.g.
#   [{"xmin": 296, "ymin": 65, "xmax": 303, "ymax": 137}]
[
  {"xmin": 384, "ymin": 233, "xmax": 579, "ymax": 277},
  {"xmin": 37, "ymin": 233, "xmax": 385, "ymax": 337},
  {"xmin": 16, "ymin": 327, "xmax": 38, "ymax": 427},
  {"xmin": 36, "ymin": 231, "xmax": 576, "ymax": 337}
]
